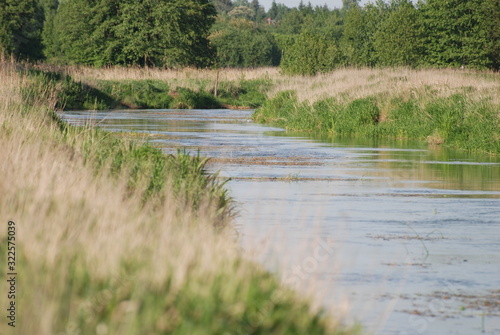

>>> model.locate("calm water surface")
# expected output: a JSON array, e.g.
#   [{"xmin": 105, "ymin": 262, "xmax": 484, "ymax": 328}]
[{"xmin": 60, "ymin": 109, "xmax": 500, "ymax": 335}]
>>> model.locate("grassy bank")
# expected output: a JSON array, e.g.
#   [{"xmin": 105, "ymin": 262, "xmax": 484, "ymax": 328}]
[
  {"xmin": 253, "ymin": 68, "xmax": 500, "ymax": 154},
  {"xmin": 0, "ymin": 61, "xmax": 356, "ymax": 334},
  {"xmin": 32, "ymin": 64, "xmax": 274, "ymax": 110}
]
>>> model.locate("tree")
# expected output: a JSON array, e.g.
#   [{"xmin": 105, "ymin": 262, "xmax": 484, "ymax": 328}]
[
  {"xmin": 118, "ymin": 0, "xmax": 216, "ymax": 67},
  {"xmin": 88, "ymin": 0, "xmax": 122, "ymax": 66},
  {"xmin": 267, "ymin": 0, "xmax": 289, "ymax": 21},
  {"xmin": 40, "ymin": 0, "xmax": 60, "ymax": 60},
  {"xmin": 373, "ymin": 0, "xmax": 424, "ymax": 67},
  {"xmin": 298, "ymin": 1, "xmax": 313, "ymax": 15},
  {"xmin": 49, "ymin": 0, "xmax": 95, "ymax": 64},
  {"xmin": 340, "ymin": 4, "xmax": 372, "ymax": 66},
  {"xmin": 210, "ymin": 20, "xmax": 280, "ymax": 67},
  {"xmin": 340, "ymin": 1, "xmax": 391, "ymax": 67},
  {"xmin": 233, "ymin": 0, "xmax": 250, "ymax": 6},
  {"xmin": 311, "ymin": 7, "xmax": 344, "ymax": 41},
  {"xmin": 342, "ymin": 0, "xmax": 359, "ymax": 12},
  {"xmin": 213, "ymin": 0, "xmax": 233, "ymax": 14},
  {"xmin": 421, "ymin": 0, "xmax": 497, "ymax": 69},
  {"xmin": 0, "ymin": 0, "xmax": 44, "ymax": 59},
  {"xmin": 46, "ymin": 0, "xmax": 216, "ymax": 67},
  {"xmin": 268, "ymin": 0, "xmax": 279, "ymax": 19},
  {"xmin": 228, "ymin": 5, "xmax": 255, "ymax": 20},
  {"xmin": 279, "ymin": 9, "xmax": 305, "ymax": 34},
  {"xmin": 480, "ymin": 0, "xmax": 500, "ymax": 69},
  {"xmin": 251, "ymin": 0, "xmax": 266, "ymax": 23}
]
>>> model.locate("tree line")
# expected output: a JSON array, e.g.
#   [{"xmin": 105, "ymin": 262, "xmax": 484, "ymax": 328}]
[{"xmin": 1, "ymin": 0, "xmax": 499, "ymax": 72}]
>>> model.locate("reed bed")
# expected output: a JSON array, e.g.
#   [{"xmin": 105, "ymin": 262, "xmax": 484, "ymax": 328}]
[
  {"xmin": 270, "ymin": 68, "xmax": 500, "ymax": 105},
  {"xmin": 0, "ymin": 60, "xmax": 355, "ymax": 334},
  {"xmin": 36, "ymin": 63, "xmax": 280, "ymax": 87},
  {"xmin": 254, "ymin": 68, "xmax": 500, "ymax": 154}
]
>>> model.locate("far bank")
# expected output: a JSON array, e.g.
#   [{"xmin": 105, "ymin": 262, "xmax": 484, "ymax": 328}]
[{"xmin": 253, "ymin": 68, "xmax": 500, "ymax": 154}]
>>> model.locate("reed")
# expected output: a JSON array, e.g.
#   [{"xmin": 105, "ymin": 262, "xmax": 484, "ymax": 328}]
[
  {"xmin": 0, "ymin": 59, "xmax": 356, "ymax": 334},
  {"xmin": 269, "ymin": 68, "xmax": 500, "ymax": 105},
  {"xmin": 39, "ymin": 64, "xmax": 281, "ymax": 83},
  {"xmin": 254, "ymin": 68, "xmax": 500, "ymax": 154}
]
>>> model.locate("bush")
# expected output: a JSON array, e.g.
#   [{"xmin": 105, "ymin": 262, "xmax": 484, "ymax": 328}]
[
  {"xmin": 215, "ymin": 79, "xmax": 272, "ymax": 108},
  {"xmin": 281, "ymin": 32, "xmax": 342, "ymax": 76}
]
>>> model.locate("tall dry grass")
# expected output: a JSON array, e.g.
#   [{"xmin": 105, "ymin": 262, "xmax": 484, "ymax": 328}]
[
  {"xmin": 270, "ymin": 67, "xmax": 500, "ymax": 106},
  {"xmin": 0, "ymin": 60, "xmax": 353, "ymax": 334},
  {"xmin": 36, "ymin": 63, "xmax": 280, "ymax": 88}
]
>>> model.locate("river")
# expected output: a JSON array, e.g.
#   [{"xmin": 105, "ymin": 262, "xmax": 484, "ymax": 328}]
[{"xmin": 60, "ymin": 108, "xmax": 500, "ymax": 335}]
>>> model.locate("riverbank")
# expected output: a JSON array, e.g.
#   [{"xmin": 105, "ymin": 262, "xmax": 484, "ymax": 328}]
[
  {"xmin": 0, "ymin": 61, "xmax": 356, "ymax": 334},
  {"xmin": 253, "ymin": 68, "xmax": 500, "ymax": 154}
]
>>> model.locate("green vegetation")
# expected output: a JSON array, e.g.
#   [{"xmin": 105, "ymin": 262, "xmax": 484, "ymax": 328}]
[
  {"xmin": 92, "ymin": 78, "xmax": 271, "ymax": 109},
  {"xmin": 3, "ymin": 0, "xmax": 498, "ymax": 72},
  {"xmin": 22, "ymin": 68, "xmax": 117, "ymax": 110},
  {"xmin": 3, "ymin": 1, "xmax": 498, "ymax": 332},
  {"xmin": 210, "ymin": 18, "xmax": 281, "ymax": 68},
  {"xmin": 0, "ymin": 0, "xmax": 44, "ymax": 59},
  {"xmin": 96, "ymin": 80, "xmax": 174, "ymax": 109},
  {"xmin": 253, "ymin": 69, "xmax": 500, "ymax": 154},
  {"xmin": 23, "ymin": 66, "xmax": 272, "ymax": 110},
  {"xmin": 255, "ymin": 95, "xmax": 499, "ymax": 154},
  {"xmin": 212, "ymin": 0, "xmax": 500, "ymax": 74},
  {"xmin": 45, "ymin": 0, "xmax": 216, "ymax": 67},
  {"xmin": 20, "ymin": 66, "xmax": 233, "ymax": 219},
  {"xmin": 1, "ymin": 61, "xmax": 358, "ymax": 334},
  {"xmin": 280, "ymin": 32, "xmax": 341, "ymax": 76},
  {"xmin": 21, "ymin": 65, "xmax": 500, "ymax": 154}
]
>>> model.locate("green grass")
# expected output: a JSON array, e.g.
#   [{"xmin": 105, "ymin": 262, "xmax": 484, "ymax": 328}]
[
  {"xmin": 170, "ymin": 87, "xmax": 222, "ymax": 109},
  {"xmin": 96, "ymin": 80, "xmax": 174, "ymax": 108},
  {"xmin": 254, "ymin": 91, "xmax": 500, "ymax": 154},
  {"xmin": 20, "ymin": 68, "xmax": 232, "ymax": 219},
  {"xmin": 23, "ymin": 68, "xmax": 117, "ymax": 110},
  {"xmin": 214, "ymin": 79, "xmax": 272, "ymax": 108},
  {"xmin": 23, "ymin": 255, "xmax": 346, "ymax": 335},
  {"xmin": 23, "ymin": 68, "xmax": 272, "ymax": 111}
]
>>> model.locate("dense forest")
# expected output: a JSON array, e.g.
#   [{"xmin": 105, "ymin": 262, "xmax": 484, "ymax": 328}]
[{"xmin": 1, "ymin": 0, "xmax": 499, "ymax": 72}]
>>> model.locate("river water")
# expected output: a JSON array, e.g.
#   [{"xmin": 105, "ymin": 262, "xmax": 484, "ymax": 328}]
[{"xmin": 60, "ymin": 109, "xmax": 500, "ymax": 335}]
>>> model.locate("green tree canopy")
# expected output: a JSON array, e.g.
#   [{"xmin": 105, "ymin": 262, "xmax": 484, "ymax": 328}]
[
  {"xmin": 210, "ymin": 19, "xmax": 280, "ymax": 67},
  {"xmin": 421, "ymin": 0, "xmax": 498, "ymax": 69},
  {"xmin": 281, "ymin": 32, "xmax": 341, "ymax": 75},
  {"xmin": 0, "ymin": 0, "xmax": 44, "ymax": 59},
  {"xmin": 45, "ymin": 0, "xmax": 216, "ymax": 67},
  {"xmin": 228, "ymin": 5, "xmax": 255, "ymax": 20},
  {"xmin": 213, "ymin": 0, "xmax": 233, "ymax": 14},
  {"xmin": 373, "ymin": 0, "xmax": 424, "ymax": 67},
  {"xmin": 340, "ymin": 4, "xmax": 371, "ymax": 66}
]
